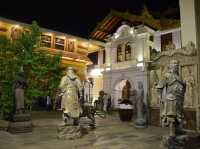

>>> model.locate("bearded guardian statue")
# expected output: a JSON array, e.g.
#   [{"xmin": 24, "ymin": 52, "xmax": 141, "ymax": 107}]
[
  {"xmin": 156, "ymin": 60, "xmax": 186, "ymax": 147},
  {"xmin": 59, "ymin": 67, "xmax": 83, "ymax": 126}
]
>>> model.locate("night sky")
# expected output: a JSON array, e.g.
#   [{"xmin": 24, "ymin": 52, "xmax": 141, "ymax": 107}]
[{"xmin": 0, "ymin": 0, "xmax": 179, "ymax": 38}]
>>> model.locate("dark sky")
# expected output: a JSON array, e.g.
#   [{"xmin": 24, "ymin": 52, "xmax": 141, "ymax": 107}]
[{"xmin": 0, "ymin": 0, "xmax": 179, "ymax": 38}]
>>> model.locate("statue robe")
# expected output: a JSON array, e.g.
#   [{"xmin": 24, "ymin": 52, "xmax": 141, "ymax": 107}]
[{"xmin": 59, "ymin": 75, "xmax": 82, "ymax": 118}]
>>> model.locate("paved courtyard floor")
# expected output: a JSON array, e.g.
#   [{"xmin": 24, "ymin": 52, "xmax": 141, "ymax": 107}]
[{"xmin": 0, "ymin": 111, "xmax": 196, "ymax": 149}]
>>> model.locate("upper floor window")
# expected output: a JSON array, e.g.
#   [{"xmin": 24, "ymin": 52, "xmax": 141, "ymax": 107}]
[
  {"xmin": 149, "ymin": 35, "xmax": 154, "ymax": 42},
  {"xmin": 55, "ymin": 37, "xmax": 65, "ymax": 50},
  {"xmin": 68, "ymin": 40, "xmax": 75, "ymax": 52},
  {"xmin": 103, "ymin": 50, "xmax": 106, "ymax": 64},
  {"xmin": 125, "ymin": 44, "xmax": 131, "ymax": 61},
  {"xmin": 88, "ymin": 51, "xmax": 98, "ymax": 65},
  {"xmin": 40, "ymin": 34, "xmax": 52, "ymax": 48},
  {"xmin": 10, "ymin": 27, "xmax": 22, "ymax": 41},
  {"xmin": 117, "ymin": 44, "xmax": 123, "ymax": 62},
  {"xmin": 161, "ymin": 33, "xmax": 172, "ymax": 51}
]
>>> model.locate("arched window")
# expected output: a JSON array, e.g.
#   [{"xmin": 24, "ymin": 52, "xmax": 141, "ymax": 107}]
[
  {"xmin": 125, "ymin": 43, "xmax": 131, "ymax": 61},
  {"xmin": 117, "ymin": 44, "xmax": 123, "ymax": 62}
]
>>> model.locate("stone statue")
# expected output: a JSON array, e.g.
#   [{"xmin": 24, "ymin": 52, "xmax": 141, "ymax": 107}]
[
  {"xmin": 59, "ymin": 67, "xmax": 83, "ymax": 126},
  {"xmin": 165, "ymin": 41, "xmax": 176, "ymax": 51},
  {"xmin": 122, "ymin": 80, "xmax": 131, "ymax": 100},
  {"xmin": 150, "ymin": 70, "xmax": 159, "ymax": 106},
  {"xmin": 134, "ymin": 81, "xmax": 146, "ymax": 128},
  {"xmin": 103, "ymin": 92, "xmax": 111, "ymax": 112},
  {"xmin": 12, "ymin": 67, "xmax": 27, "ymax": 114},
  {"xmin": 183, "ymin": 68, "xmax": 195, "ymax": 107},
  {"xmin": 9, "ymin": 66, "xmax": 32, "ymax": 133},
  {"xmin": 156, "ymin": 60, "xmax": 186, "ymax": 148}
]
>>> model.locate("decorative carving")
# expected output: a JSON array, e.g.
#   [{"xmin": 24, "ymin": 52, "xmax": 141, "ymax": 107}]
[
  {"xmin": 154, "ymin": 41, "xmax": 197, "ymax": 60},
  {"xmin": 122, "ymin": 80, "xmax": 131, "ymax": 100},
  {"xmin": 150, "ymin": 70, "xmax": 159, "ymax": 106},
  {"xmin": 134, "ymin": 81, "xmax": 147, "ymax": 128},
  {"xmin": 181, "ymin": 66, "xmax": 196, "ymax": 107},
  {"xmin": 165, "ymin": 41, "xmax": 176, "ymax": 51},
  {"xmin": 156, "ymin": 60, "xmax": 187, "ymax": 148}
]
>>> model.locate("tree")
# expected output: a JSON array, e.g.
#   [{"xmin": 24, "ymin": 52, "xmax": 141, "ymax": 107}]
[{"xmin": 0, "ymin": 21, "xmax": 63, "ymax": 119}]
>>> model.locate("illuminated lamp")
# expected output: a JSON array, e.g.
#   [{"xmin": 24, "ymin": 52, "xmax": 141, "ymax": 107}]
[
  {"xmin": 105, "ymin": 67, "xmax": 111, "ymax": 71},
  {"xmin": 70, "ymin": 38, "xmax": 76, "ymax": 42},
  {"xmin": 14, "ymin": 24, "xmax": 21, "ymax": 28},
  {"xmin": 130, "ymin": 29, "xmax": 134, "ymax": 34},
  {"xmin": 136, "ymin": 62, "xmax": 144, "ymax": 67},
  {"xmin": 89, "ymin": 68, "xmax": 104, "ymax": 77},
  {"xmin": 114, "ymin": 33, "xmax": 119, "ymax": 39},
  {"xmin": 62, "ymin": 56, "xmax": 73, "ymax": 60},
  {"xmin": 89, "ymin": 44, "xmax": 92, "ymax": 48},
  {"xmin": 137, "ymin": 55, "xmax": 143, "ymax": 62},
  {"xmin": 81, "ymin": 42, "xmax": 88, "ymax": 47},
  {"xmin": 47, "ymin": 33, "xmax": 52, "ymax": 36}
]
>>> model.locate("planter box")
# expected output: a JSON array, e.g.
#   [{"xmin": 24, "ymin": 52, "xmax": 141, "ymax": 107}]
[{"xmin": 118, "ymin": 104, "xmax": 133, "ymax": 121}]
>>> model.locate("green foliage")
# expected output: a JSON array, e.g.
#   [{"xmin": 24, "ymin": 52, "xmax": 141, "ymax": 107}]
[{"xmin": 0, "ymin": 22, "xmax": 63, "ymax": 119}]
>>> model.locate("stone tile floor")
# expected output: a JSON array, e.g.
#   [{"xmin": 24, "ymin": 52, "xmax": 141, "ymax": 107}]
[{"xmin": 0, "ymin": 111, "xmax": 184, "ymax": 149}]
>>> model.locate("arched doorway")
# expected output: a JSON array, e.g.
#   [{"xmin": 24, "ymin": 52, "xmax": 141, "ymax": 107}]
[{"xmin": 113, "ymin": 79, "xmax": 132, "ymax": 108}]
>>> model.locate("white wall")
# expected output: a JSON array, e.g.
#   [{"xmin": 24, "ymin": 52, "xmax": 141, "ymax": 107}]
[
  {"xmin": 179, "ymin": 0, "xmax": 197, "ymax": 47},
  {"xmin": 154, "ymin": 28, "xmax": 182, "ymax": 51}
]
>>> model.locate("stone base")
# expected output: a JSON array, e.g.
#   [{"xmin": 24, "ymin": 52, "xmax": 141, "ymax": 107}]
[
  {"xmin": 8, "ymin": 113, "xmax": 32, "ymax": 133},
  {"xmin": 8, "ymin": 121, "xmax": 32, "ymax": 133},
  {"xmin": 161, "ymin": 134, "xmax": 200, "ymax": 149},
  {"xmin": 134, "ymin": 118, "xmax": 147, "ymax": 128},
  {"xmin": 57, "ymin": 125, "xmax": 88, "ymax": 140},
  {"xmin": 13, "ymin": 113, "xmax": 31, "ymax": 122},
  {"xmin": 0, "ymin": 120, "xmax": 9, "ymax": 131}
]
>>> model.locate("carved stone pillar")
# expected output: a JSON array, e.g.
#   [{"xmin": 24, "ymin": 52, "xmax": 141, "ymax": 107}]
[{"xmin": 195, "ymin": 0, "xmax": 200, "ymax": 131}]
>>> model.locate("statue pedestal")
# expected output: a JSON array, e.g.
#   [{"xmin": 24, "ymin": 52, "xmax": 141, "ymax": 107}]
[
  {"xmin": 162, "ymin": 134, "xmax": 200, "ymax": 149},
  {"xmin": 57, "ymin": 124, "xmax": 88, "ymax": 140},
  {"xmin": 8, "ymin": 113, "xmax": 32, "ymax": 133},
  {"xmin": 134, "ymin": 118, "xmax": 146, "ymax": 128}
]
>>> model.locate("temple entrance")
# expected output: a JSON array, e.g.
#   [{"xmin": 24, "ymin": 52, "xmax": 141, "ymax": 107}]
[{"xmin": 113, "ymin": 79, "xmax": 131, "ymax": 108}]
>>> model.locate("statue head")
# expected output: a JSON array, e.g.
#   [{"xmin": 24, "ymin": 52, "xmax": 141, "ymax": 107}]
[
  {"xmin": 66, "ymin": 67, "xmax": 76, "ymax": 78},
  {"xmin": 168, "ymin": 60, "xmax": 179, "ymax": 74},
  {"xmin": 18, "ymin": 66, "xmax": 25, "ymax": 77},
  {"xmin": 138, "ymin": 81, "xmax": 143, "ymax": 89}
]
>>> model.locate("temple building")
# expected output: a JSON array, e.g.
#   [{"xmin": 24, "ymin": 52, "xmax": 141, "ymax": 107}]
[
  {"xmin": 88, "ymin": 6, "xmax": 200, "ymax": 131},
  {"xmin": 88, "ymin": 8, "xmax": 181, "ymax": 104},
  {"xmin": 0, "ymin": 17, "xmax": 104, "ymax": 80}
]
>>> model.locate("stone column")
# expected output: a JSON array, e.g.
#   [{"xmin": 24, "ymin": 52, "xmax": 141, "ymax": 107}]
[
  {"xmin": 179, "ymin": 0, "xmax": 197, "ymax": 47},
  {"xmin": 195, "ymin": 0, "xmax": 200, "ymax": 131},
  {"xmin": 98, "ymin": 50, "xmax": 104, "ymax": 65},
  {"xmin": 179, "ymin": 0, "xmax": 200, "ymax": 131},
  {"xmin": 105, "ymin": 43, "xmax": 111, "ymax": 65}
]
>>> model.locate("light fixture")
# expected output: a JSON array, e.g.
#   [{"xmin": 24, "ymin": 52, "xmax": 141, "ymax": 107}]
[
  {"xmin": 62, "ymin": 56, "xmax": 73, "ymax": 60},
  {"xmin": 130, "ymin": 29, "xmax": 134, "ymax": 34},
  {"xmin": 70, "ymin": 38, "xmax": 76, "ymax": 42},
  {"xmin": 136, "ymin": 62, "xmax": 144, "ymax": 67},
  {"xmin": 105, "ymin": 67, "xmax": 111, "ymax": 71},
  {"xmin": 137, "ymin": 55, "xmax": 143, "ymax": 62},
  {"xmin": 75, "ymin": 59, "xmax": 85, "ymax": 62},
  {"xmin": 46, "ymin": 33, "xmax": 52, "ymax": 36},
  {"xmin": 89, "ymin": 68, "xmax": 104, "ymax": 77},
  {"xmin": 114, "ymin": 33, "xmax": 119, "ymax": 39},
  {"xmin": 58, "ymin": 36, "xmax": 66, "ymax": 39},
  {"xmin": 89, "ymin": 44, "xmax": 92, "ymax": 48},
  {"xmin": 81, "ymin": 42, "xmax": 88, "ymax": 47},
  {"xmin": 14, "ymin": 24, "xmax": 21, "ymax": 28}
]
